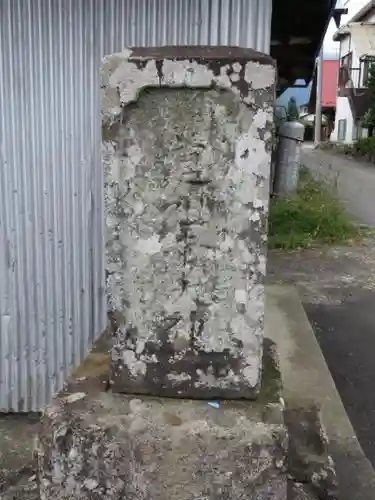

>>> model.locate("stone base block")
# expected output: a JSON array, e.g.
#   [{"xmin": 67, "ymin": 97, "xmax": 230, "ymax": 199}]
[
  {"xmin": 38, "ymin": 395, "xmax": 287, "ymax": 500},
  {"xmin": 285, "ymin": 405, "xmax": 338, "ymax": 500},
  {"xmin": 37, "ymin": 340, "xmax": 288, "ymax": 500}
]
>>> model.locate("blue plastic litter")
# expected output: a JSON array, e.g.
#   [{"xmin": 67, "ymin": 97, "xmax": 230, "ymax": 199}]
[{"xmin": 207, "ymin": 401, "xmax": 220, "ymax": 409}]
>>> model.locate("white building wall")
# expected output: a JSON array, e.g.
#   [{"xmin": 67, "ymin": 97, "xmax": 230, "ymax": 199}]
[
  {"xmin": 340, "ymin": 36, "xmax": 352, "ymax": 57},
  {"xmin": 331, "ymin": 96, "xmax": 355, "ymax": 142},
  {"xmin": 340, "ymin": 34, "xmax": 360, "ymax": 70},
  {"xmin": 331, "ymin": 33, "xmax": 355, "ymax": 143}
]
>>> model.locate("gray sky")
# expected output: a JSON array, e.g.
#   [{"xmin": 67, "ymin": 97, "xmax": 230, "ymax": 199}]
[{"xmin": 323, "ymin": 0, "xmax": 369, "ymax": 58}]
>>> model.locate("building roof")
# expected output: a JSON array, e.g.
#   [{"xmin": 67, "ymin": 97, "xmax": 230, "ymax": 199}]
[
  {"xmin": 333, "ymin": 0, "xmax": 375, "ymax": 41},
  {"xmin": 351, "ymin": 0, "xmax": 375, "ymax": 22},
  {"xmin": 271, "ymin": 0, "xmax": 340, "ymax": 87}
]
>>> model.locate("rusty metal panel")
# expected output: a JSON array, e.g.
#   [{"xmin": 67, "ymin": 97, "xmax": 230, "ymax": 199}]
[{"xmin": 0, "ymin": 0, "xmax": 272, "ymax": 412}]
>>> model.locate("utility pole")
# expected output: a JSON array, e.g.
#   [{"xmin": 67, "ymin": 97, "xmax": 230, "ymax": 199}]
[{"xmin": 314, "ymin": 47, "xmax": 323, "ymax": 146}]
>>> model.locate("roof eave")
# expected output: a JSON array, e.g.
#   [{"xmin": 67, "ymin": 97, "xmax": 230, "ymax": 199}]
[
  {"xmin": 350, "ymin": 0, "xmax": 375, "ymax": 23},
  {"xmin": 333, "ymin": 27, "xmax": 350, "ymax": 41}
]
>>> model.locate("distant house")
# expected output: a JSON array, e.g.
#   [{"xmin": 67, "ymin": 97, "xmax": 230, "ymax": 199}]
[{"xmin": 330, "ymin": 0, "xmax": 375, "ymax": 143}]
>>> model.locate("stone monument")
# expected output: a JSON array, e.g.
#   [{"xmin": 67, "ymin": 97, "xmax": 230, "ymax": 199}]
[
  {"xmin": 104, "ymin": 46, "xmax": 275, "ymax": 399},
  {"xmin": 37, "ymin": 47, "xmax": 292, "ymax": 500}
]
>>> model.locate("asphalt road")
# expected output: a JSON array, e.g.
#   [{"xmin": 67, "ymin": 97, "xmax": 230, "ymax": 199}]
[{"xmin": 302, "ymin": 145, "xmax": 375, "ymax": 227}]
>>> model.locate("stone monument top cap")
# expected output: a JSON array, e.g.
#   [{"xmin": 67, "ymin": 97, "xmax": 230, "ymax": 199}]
[{"xmin": 126, "ymin": 45, "xmax": 275, "ymax": 67}]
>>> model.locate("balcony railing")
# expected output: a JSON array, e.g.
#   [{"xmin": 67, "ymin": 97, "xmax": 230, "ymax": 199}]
[
  {"xmin": 348, "ymin": 67, "xmax": 361, "ymax": 88},
  {"xmin": 338, "ymin": 66, "xmax": 365, "ymax": 90},
  {"xmin": 338, "ymin": 56, "xmax": 375, "ymax": 91}
]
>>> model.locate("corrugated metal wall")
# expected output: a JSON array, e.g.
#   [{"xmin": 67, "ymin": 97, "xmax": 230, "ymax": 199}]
[{"xmin": 0, "ymin": 0, "xmax": 272, "ymax": 412}]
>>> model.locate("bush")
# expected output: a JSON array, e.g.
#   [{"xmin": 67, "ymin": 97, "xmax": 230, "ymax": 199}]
[
  {"xmin": 268, "ymin": 167, "xmax": 360, "ymax": 249},
  {"xmin": 353, "ymin": 137, "xmax": 375, "ymax": 158},
  {"xmin": 318, "ymin": 142, "xmax": 354, "ymax": 155},
  {"xmin": 318, "ymin": 139, "xmax": 375, "ymax": 162}
]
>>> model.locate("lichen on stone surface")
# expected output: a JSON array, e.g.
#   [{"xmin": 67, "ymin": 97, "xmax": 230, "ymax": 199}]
[{"xmin": 102, "ymin": 51, "xmax": 275, "ymax": 398}]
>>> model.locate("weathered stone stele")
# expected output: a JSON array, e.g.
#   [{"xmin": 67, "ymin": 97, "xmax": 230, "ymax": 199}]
[{"xmin": 103, "ymin": 46, "xmax": 276, "ymax": 399}]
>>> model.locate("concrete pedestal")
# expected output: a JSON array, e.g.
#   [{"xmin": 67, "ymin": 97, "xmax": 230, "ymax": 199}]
[{"xmin": 37, "ymin": 340, "xmax": 288, "ymax": 500}]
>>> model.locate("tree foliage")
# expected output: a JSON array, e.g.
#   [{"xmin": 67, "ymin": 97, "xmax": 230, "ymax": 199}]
[{"xmin": 363, "ymin": 63, "xmax": 375, "ymax": 131}]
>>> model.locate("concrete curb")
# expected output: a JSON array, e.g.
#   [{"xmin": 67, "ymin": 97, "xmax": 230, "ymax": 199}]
[{"xmin": 265, "ymin": 285, "xmax": 375, "ymax": 500}]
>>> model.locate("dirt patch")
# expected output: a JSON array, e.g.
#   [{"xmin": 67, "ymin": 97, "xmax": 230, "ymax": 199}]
[{"xmin": 0, "ymin": 413, "xmax": 39, "ymax": 498}]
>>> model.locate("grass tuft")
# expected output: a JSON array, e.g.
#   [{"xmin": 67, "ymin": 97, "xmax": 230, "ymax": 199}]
[{"xmin": 268, "ymin": 167, "xmax": 360, "ymax": 250}]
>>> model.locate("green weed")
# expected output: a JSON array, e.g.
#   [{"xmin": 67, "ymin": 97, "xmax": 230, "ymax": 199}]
[{"xmin": 268, "ymin": 167, "xmax": 360, "ymax": 249}]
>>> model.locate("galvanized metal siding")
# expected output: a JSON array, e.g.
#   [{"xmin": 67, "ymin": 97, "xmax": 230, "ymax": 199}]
[
  {"xmin": 96, "ymin": 0, "xmax": 272, "ymax": 54},
  {"xmin": 0, "ymin": 0, "xmax": 272, "ymax": 412},
  {"xmin": 0, "ymin": 0, "xmax": 106, "ymax": 411}
]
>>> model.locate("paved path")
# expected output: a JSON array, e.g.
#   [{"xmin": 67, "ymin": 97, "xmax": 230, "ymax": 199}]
[
  {"xmin": 268, "ymin": 240, "xmax": 375, "ymax": 470},
  {"xmin": 302, "ymin": 145, "xmax": 375, "ymax": 227}
]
